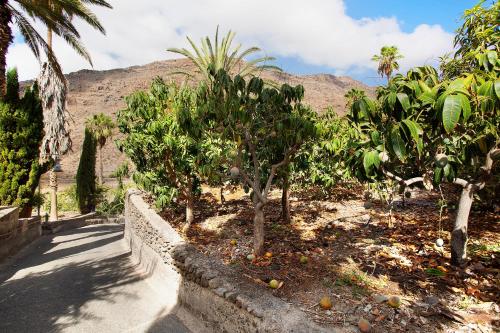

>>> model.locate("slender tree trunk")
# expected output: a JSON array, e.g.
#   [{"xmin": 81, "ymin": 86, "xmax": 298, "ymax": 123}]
[
  {"xmin": 220, "ymin": 187, "xmax": 225, "ymax": 205},
  {"xmin": 98, "ymin": 145, "xmax": 104, "ymax": 185},
  {"xmin": 451, "ymin": 184, "xmax": 474, "ymax": 266},
  {"xmin": 49, "ymin": 170, "xmax": 58, "ymax": 221},
  {"xmin": 47, "ymin": 28, "xmax": 53, "ymax": 50},
  {"xmin": 0, "ymin": 2, "xmax": 13, "ymax": 96},
  {"xmin": 253, "ymin": 202, "xmax": 265, "ymax": 256},
  {"xmin": 281, "ymin": 174, "xmax": 291, "ymax": 223},
  {"xmin": 182, "ymin": 179, "xmax": 194, "ymax": 232}
]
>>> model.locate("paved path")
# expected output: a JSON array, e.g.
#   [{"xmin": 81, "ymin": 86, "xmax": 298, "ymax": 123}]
[{"xmin": 0, "ymin": 224, "xmax": 190, "ymax": 333}]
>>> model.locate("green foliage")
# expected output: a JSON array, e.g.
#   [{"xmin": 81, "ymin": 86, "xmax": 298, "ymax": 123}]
[
  {"xmin": 76, "ymin": 127, "xmax": 97, "ymax": 214},
  {"xmin": 349, "ymin": 60, "xmax": 499, "ymax": 186},
  {"xmin": 0, "ymin": 68, "xmax": 46, "ymax": 213},
  {"xmin": 194, "ymin": 68, "xmax": 318, "ymax": 199},
  {"xmin": 43, "ymin": 185, "xmax": 79, "ymax": 213},
  {"xmin": 441, "ymin": 0, "xmax": 499, "ymax": 79},
  {"xmin": 96, "ymin": 162, "xmax": 131, "ymax": 216},
  {"xmin": 86, "ymin": 113, "xmax": 115, "ymax": 148},
  {"xmin": 117, "ymin": 78, "xmax": 227, "ymax": 210},
  {"xmin": 291, "ymin": 109, "xmax": 355, "ymax": 191}
]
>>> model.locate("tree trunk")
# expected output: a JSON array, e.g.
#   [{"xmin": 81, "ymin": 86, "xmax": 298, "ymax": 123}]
[
  {"xmin": 182, "ymin": 180, "xmax": 194, "ymax": 233},
  {"xmin": 47, "ymin": 28, "xmax": 53, "ymax": 50},
  {"xmin": 98, "ymin": 145, "xmax": 104, "ymax": 185},
  {"xmin": 49, "ymin": 170, "xmax": 58, "ymax": 222},
  {"xmin": 253, "ymin": 202, "xmax": 265, "ymax": 256},
  {"xmin": 281, "ymin": 175, "xmax": 291, "ymax": 223},
  {"xmin": 0, "ymin": 2, "xmax": 13, "ymax": 96},
  {"xmin": 220, "ymin": 187, "xmax": 225, "ymax": 205},
  {"xmin": 451, "ymin": 184, "xmax": 474, "ymax": 266}
]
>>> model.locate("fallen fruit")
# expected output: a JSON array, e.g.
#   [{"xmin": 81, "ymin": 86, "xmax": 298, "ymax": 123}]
[
  {"xmin": 264, "ymin": 252, "xmax": 273, "ymax": 258},
  {"xmin": 299, "ymin": 255, "xmax": 308, "ymax": 264},
  {"xmin": 358, "ymin": 318, "xmax": 371, "ymax": 333},
  {"xmin": 230, "ymin": 239, "xmax": 237, "ymax": 246},
  {"xmin": 319, "ymin": 296, "xmax": 333, "ymax": 310},
  {"xmin": 247, "ymin": 254, "xmax": 255, "ymax": 261},
  {"xmin": 387, "ymin": 296, "xmax": 401, "ymax": 308},
  {"xmin": 230, "ymin": 166, "xmax": 240, "ymax": 178},
  {"xmin": 435, "ymin": 238, "xmax": 444, "ymax": 247},
  {"xmin": 269, "ymin": 279, "xmax": 279, "ymax": 289},
  {"xmin": 404, "ymin": 191, "xmax": 411, "ymax": 198},
  {"xmin": 436, "ymin": 265, "xmax": 447, "ymax": 273}
]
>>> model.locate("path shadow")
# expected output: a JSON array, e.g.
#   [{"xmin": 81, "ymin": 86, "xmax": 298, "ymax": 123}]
[{"xmin": 0, "ymin": 224, "xmax": 147, "ymax": 333}]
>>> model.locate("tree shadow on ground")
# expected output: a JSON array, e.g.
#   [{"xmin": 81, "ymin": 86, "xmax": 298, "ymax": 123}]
[{"xmin": 0, "ymin": 225, "xmax": 145, "ymax": 333}]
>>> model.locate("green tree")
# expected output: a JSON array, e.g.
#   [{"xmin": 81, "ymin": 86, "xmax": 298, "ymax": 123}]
[
  {"xmin": 0, "ymin": 0, "xmax": 111, "ymax": 95},
  {"xmin": 372, "ymin": 46, "xmax": 404, "ymax": 81},
  {"xmin": 349, "ymin": 59, "xmax": 499, "ymax": 265},
  {"xmin": 76, "ymin": 127, "xmax": 97, "ymax": 214},
  {"xmin": 86, "ymin": 113, "xmax": 115, "ymax": 185},
  {"xmin": 0, "ymin": 68, "xmax": 45, "ymax": 217},
  {"xmin": 441, "ymin": 0, "xmax": 499, "ymax": 79},
  {"xmin": 168, "ymin": 26, "xmax": 280, "ymax": 84},
  {"xmin": 193, "ymin": 69, "xmax": 317, "ymax": 255},
  {"xmin": 117, "ymin": 79, "xmax": 227, "ymax": 231}
]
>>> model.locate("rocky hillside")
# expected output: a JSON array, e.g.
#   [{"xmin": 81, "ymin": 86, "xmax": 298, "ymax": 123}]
[{"xmin": 40, "ymin": 58, "xmax": 374, "ymax": 183}]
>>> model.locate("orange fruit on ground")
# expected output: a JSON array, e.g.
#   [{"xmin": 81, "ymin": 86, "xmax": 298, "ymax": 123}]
[
  {"xmin": 264, "ymin": 252, "xmax": 273, "ymax": 258},
  {"xmin": 269, "ymin": 279, "xmax": 279, "ymax": 289},
  {"xmin": 230, "ymin": 239, "xmax": 237, "ymax": 246},
  {"xmin": 387, "ymin": 296, "xmax": 401, "ymax": 308},
  {"xmin": 319, "ymin": 296, "xmax": 332, "ymax": 310},
  {"xmin": 358, "ymin": 318, "xmax": 371, "ymax": 332}
]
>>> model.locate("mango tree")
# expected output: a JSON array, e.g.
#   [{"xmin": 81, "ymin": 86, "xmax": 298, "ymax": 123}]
[
  {"xmin": 117, "ymin": 78, "xmax": 226, "ymax": 231},
  {"xmin": 193, "ymin": 69, "xmax": 317, "ymax": 255},
  {"xmin": 349, "ymin": 59, "xmax": 499, "ymax": 265}
]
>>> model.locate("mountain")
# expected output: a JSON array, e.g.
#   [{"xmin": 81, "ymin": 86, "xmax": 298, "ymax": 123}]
[{"xmin": 38, "ymin": 58, "xmax": 374, "ymax": 183}]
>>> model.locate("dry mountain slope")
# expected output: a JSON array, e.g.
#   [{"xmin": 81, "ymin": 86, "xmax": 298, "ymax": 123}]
[{"xmin": 44, "ymin": 58, "xmax": 374, "ymax": 182}]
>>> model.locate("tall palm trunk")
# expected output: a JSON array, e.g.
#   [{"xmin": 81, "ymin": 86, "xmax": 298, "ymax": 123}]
[{"xmin": 0, "ymin": 1, "xmax": 13, "ymax": 96}]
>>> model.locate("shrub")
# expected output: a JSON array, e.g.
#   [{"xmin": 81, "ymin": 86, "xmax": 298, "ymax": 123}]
[
  {"xmin": 0, "ymin": 68, "xmax": 46, "ymax": 217},
  {"xmin": 76, "ymin": 127, "xmax": 97, "ymax": 213}
]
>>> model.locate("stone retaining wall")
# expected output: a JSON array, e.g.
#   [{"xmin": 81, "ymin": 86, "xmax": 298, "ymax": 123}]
[
  {"xmin": 125, "ymin": 190, "xmax": 330, "ymax": 333},
  {"xmin": 0, "ymin": 207, "xmax": 42, "ymax": 262}
]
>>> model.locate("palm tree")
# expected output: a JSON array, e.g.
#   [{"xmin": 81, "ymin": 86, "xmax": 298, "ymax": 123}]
[
  {"xmin": 371, "ymin": 46, "xmax": 404, "ymax": 82},
  {"xmin": 0, "ymin": 0, "xmax": 111, "ymax": 95},
  {"xmin": 344, "ymin": 88, "xmax": 366, "ymax": 109},
  {"xmin": 86, "ymin": 113, "xmax": 115, "ymax": 185},
  {"xmin": 168, "ymin": 26, "xmax": 280, "ymax": 84}
]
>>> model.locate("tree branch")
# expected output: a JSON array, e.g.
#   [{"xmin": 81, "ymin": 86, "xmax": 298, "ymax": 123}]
[
  {"xmin": 263, "ymin": 145, "xmax": 298, "ymax": 198},
  {"xmin": 382, "ymin": 169, "xmax": 423, "ymax": 187},
  {"xmin": 236, "ymin": 144, "xmax": 266, "ymax": 203}
]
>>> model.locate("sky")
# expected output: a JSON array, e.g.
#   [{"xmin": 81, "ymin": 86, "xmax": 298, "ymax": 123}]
[{"xmin": 7, "ymin": 0, "xmax": 479, "ymax": 86}]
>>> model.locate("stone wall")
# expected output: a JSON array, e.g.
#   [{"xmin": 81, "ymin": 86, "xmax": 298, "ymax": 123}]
[
  {"xmin": 124, "ymin": 190, "xmax": 331, "ymax": 333},
  {"xmin": 0, "ymin": 207, "xmax": 42, "ymax": 262}
]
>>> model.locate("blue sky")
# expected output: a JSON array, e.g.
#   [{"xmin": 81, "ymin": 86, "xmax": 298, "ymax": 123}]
[
  {"xmin": 8, "ymin": 0, "xmax": 481, "ymax": 85},
  {"xmin": 275, "ymin": 0, "xmax": 477, "ymax": 84}
]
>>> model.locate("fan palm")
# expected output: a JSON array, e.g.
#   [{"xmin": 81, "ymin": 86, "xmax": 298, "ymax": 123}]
[
  {"xmin": 0, "ymin": 0, "xmax": 112, "ymax": 95},
  {"xmin": 372, "ymin": 46, "xmax": 404, "ymax": 81},
  {"xmin": 168, "ymin": 26, "xmax": 281, "ymax": 84},
  {"xmin": 86, "ymin": 113, "xmax": 115, "ymax": 185}
]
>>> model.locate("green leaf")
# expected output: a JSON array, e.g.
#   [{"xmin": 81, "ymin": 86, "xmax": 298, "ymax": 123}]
[
  {"xmin": 397, "ymin": 93, "xmax": 411, "ymax": 112},
  {"xmin": 419, "ymin": 91, "xmax": 436, "ymax": 105},
  {"xmin": 402, "ymin": 119, "xmax": 423, "ymax": 156},
  {"xmin": 442, "ymin": 95, "xmax": 462, "ymax": 133},
  {"xmin": 363, "ymin": 150, "xmax": 381, "ymax": 175},
  {"xmin": 494, "ymin": 79, "xmax": 500, "ymax": 100},
  {"xmin": 371, "ymin": 131, "xmax": 381, "ymax": 145},
  {"xmin": 390, "ymin": 127, "xmax": 406, "ymax": 161},
  {"xmin": 458, "ymin": 94, "xmax": 471, "ymax": 122}
]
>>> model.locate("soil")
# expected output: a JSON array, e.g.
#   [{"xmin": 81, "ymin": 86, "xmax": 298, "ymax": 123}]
[{"xmin": 157, "ymin": 185, "xmax": 500, "ymax": 333}]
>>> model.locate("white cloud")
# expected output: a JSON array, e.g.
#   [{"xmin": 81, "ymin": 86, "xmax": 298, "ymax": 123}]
[{"xmin": 7, "ymin": 0, "xmax": 454, "ymax": 81}]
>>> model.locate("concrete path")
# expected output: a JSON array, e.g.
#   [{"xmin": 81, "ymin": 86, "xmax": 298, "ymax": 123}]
[{"xmin": 0, "ymin": 224, "xmax": 190, "ymax": 333}]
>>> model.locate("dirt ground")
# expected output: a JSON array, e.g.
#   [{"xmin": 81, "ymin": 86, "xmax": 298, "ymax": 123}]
[{"xmin": 158, "ymin": 184, "xmax": 499, "ymax": 333}]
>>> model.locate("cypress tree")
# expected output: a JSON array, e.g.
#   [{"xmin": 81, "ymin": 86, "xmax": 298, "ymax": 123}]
[
  {"xmin": 0, "ymin": 68, "xmax": 45, "ymax": 217},
  {"xmin": 76, "ymin": 127, "xmax": 97, "ymax": 213}
]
